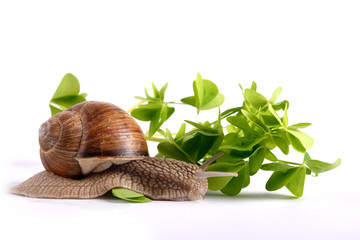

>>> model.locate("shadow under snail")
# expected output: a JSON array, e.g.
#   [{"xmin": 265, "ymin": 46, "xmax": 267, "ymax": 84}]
[{"xmin": 10, "ymin": 101, "xmax": 236, "ymax": 201}]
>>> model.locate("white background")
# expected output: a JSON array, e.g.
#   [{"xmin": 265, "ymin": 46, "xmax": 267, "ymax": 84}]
[{"xmin": 1, "ymin": 1, "xmax": 359, "ymax": 239}]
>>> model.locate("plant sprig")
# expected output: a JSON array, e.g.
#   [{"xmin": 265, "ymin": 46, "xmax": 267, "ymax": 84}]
[
  {"xmin": 130, "ymin": 72, "xmax": 341, "ymax": 197},
  {"xmin": 49, "ymin": 73, "xmax": 87, "ymax": 116},
  {"xmin": 50, "ymin": 72, "xmax": 341, "ymax": 200}
]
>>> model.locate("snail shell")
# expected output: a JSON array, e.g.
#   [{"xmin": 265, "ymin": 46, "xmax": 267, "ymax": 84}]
[{"xmin": 39, "ymin": 101, "xmax": 149, "ymax": 178}]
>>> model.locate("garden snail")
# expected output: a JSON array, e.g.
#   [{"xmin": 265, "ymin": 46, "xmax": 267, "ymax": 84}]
[{"xmin": 10, "ymin": 101, "xmax": 236, "ymax": 201}]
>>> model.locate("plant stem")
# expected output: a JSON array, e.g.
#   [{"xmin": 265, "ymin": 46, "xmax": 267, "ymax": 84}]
[
  {"xmin": 127, "ymin": 100, "xmax": 145, "ymax": 113},
  {"xmin": 145, "ymin": 136, "xmax": 167, "ymax": 142},
  {"xmin": 273, "ymin": 159, "xmax": 303, "ymax": 166}
]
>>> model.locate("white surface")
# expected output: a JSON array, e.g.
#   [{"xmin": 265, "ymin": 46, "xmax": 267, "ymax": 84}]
[{"xmin": 1, "ymin": 1, "xmax": 359, "ymax": 239}]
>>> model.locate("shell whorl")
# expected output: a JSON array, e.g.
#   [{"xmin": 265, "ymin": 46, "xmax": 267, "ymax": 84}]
[
  {"xmin": 40, "ymin": 110, "xmax": 83, "ymax": 178},
  {"xmin": 39, "ymin": 101, "xmax": 149, "ymax": 179},
  {"xmin": 39, "ymin": 117, "xmax": 60, "ymax": 152}
]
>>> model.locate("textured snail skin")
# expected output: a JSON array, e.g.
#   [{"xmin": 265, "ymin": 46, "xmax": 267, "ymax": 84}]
[{"xmin": 10, "ymin": 157, "xmax": 208, "ymax": 201}]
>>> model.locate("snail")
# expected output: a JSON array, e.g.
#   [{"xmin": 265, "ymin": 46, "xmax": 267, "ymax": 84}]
[{"xmin": 10, "ymin": 101, "xmax": 236, "ymax": 201}]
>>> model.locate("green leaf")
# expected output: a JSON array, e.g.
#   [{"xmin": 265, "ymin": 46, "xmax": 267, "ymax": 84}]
[
  {"xmin": 220, "ymin": 163, "xmax": 250, "ymax": 196},
  {"xmin": 265, "ymin": 149, "xmax": 278, "ymax": 161},
  {"xmin": 226, "ymin": 115, "xmax": 253, "ymax": 136},
  {"xmin": 251, "ymin": 81, "xmax": 257, "ymax": 91},
  {"xmin": 286, "ymin": 166, "xmax": 306, "ymax": 197},
  {"xmin": 304, "ymin": 153, "xmax": 341, "ymax": 176},
  {"xmin": 112, "ymin": 188, "xmax": 152, "ymax": 203},
  {"xmin": 272, "ymin": 136, "xmax": 290, "ymax": 155},
  {"xmin": 185, "ymin": 120, "xmax": 220, "ymax": 134},
  {"xmin": 288, "ymin": 123, "xmax": 312, "ymax": 129},
  {"xmin": 131, "ymin": 103, "xmax": 175, "ymax": 137},
  {"xmin": 207, "ymin": 161, "xmax": 246, "ymax": 173},
  {"xmin": 131, "ymin": 104, "xmax": 159, "ymax": 121},
  {"xmin": 267, "ymin": 104, "xmax": 283, "ymax": 126},
  {"xmin": 207, "ymin": 161, "xmax": 245, "ymax": 191},
  {"xmin": 272, "ymin": 100, "xmax": 289, "ymax": 111},
  {"xmin": 270, "ymin": 87, "xmax": 282, "ymax": 104},
  {"xmin": 226, "ymin": 125, "xmax": 238, "ymax": 133},
  {"xmin": 262, "ymin": 114, "xmax": 282, "ymax": 127},
  {"xmin": 220, "ymin": 135, "xmax": 266, "ymax": 152},
  {"xmin": 49, "ymin": 73, "xmax": 87, "ymax": 116},
  {"xmin": 207, "ymin": 176, "xmax": 233, "ymax": 191},
  {"xmin": 174, "ymin": 123, "xmax": 186, "ymax": 142},
  {"xmin": 282, "ymin": 103, "xmax": 289, "ymax": 127},
  {"xmin": 249, "ymin": 147, "xmax": 266, "ymax": 175},
  {"xmin": 181, "ymin": 132, "xmax": 222, "ymax": 162},
  {"xmin": 221, "ymin": 107, "xmax": 242, "ymax": 118},
  {"xmin": 158, "ymin": 129, "xmax": 193, "ymax": 160},
  {"xmin": 158, "ymin": 126, "xmax": 223, "ymax": 164},
  {"xmin": 304, "ymin": 152, "xmax": 311, "ymax": 162},
  {"xmin": 151, "ymin": 83, "xmax": 161, "ymax": 99},
  {"xmin": 265, "ymin": 167, "xmax": 301, "ymax": 191},
  {"xmin": 241, "ymin": 109, "xmax": 269, "ymax": 132},
  {"xmin": 181, "ymin": 73, "xmax": 225, "ymax": 113},
  {"xmin": 287, "ymin": 129, "xmax": 314, "ymax": 150},
  {"xmin": 159, "ymin": 82, "xmax": 169, "ymax": 101},
  {"xmin": 157, "ymin": 141, "xmax": 193, "ymax": 163},
  {"xmin": 261, "ymin": 162, "xmax": 297, "ymax": 171},
  {"xmin": 51, "ymin": 73, "xmax": 80, "ymax": 99},
  {"xmin": 286, "ymin": 131, "xmax": 306, "ymax": 153},
  {"xmin": 141, "ymin": 82, "xmax": 169, "ymax": 102},
  {"xmin": 243, "ymin": 89, "xmax": 268, "ymax": 109}
]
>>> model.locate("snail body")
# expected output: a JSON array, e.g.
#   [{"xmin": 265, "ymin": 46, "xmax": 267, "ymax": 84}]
[
  {"xmin": 11, "ymin": 157, "xmax": 210, "ymax": 200},
  {"xmin": 11, "ymin": 101, "xmax": 236, "ymax": 201}
]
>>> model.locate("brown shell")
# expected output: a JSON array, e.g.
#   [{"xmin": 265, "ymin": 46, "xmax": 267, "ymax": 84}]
[{"xmin": 39, "ymin": 101, "xmax": 149, "ymax": 178}]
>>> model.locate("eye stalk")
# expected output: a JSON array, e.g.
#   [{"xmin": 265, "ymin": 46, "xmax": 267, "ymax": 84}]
[{"xmin": 196, "ymin": 152, "xmax": 238, "ymax": 179}]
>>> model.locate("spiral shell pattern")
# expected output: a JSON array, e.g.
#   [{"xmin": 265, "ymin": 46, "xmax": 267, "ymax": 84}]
[{"xmin": 39, "ymin": 101, "xmax": 149, "ymax": 178}]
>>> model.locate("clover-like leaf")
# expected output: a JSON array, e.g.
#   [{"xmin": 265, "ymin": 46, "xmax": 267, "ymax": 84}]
[
  {"xmin": 286, "ymin": 131, "xmax": 306, "ymax": 153},
  {"xmin": 272, "ymin": 100, "xmax": 289, "ymax": 111},
  {"xmin": 227, "ymin": 115, "xmax": 254, "ymax": 137},
  {"xmin": 136, "ymin": 82, "xmax": 169, "ymax": 102},
  {"xmin": 265, "ymin": 167, "xmax": 300, "ymax": 191},
  {"xmin": 285, "ymin": 166, "xmax": 306, "ymax": 197},
  {"xmin": 185, "ymin": 120, "xmax": 220, "ymax": 135},
  {"xmin": 272, "ymin": 135, "xmax": 290, "ymax": 155},
  {"xmin": 207, "ymin": 161, "xmax": 245, "ymax": 191},
  {"xmin": 243, "ymin": 88, "xmax": 268, "ymax": 109},
  {"xmin": 49, "ymin": 73, "xmax": 87, "ymax": 116},
  {"xmin": 288, "ymin": 123, "xmax": 312, "ymax": 129},
  {"xmin": 270, "ymin": 87, "xmax": 282, "ymax": 104},
  {"xmin": 220, "ymin": 163, "xmax": 250, "ymax": 196},
  {"xmin": 287, "ymin": 129, "xmax": 314, "ymax": 152},
  {"xmin": 249, "ymin": 147, "xmax": 266, "ymax": 175},
  {"xmin": 181, "ymin": 73, "xmax": 224, "ymax": 113},
  {"xmin": 261, "ymin": 162, "xmax": 297, "ymax": 171},
  {"xmin": 304, "ymin": 152, "xmax": 341, "ymax": 176},
  {"xmin": 221, "ymin": 107, "xmax": 243, "ymax": 118},
  {"xmin": 241, "ymin": 109, "xmax": 269, "ymax": 133},
  {"xmin": 112, "ymin": 188, "xmax": 152, "ymax": 203},
  {"xmin": 131, "ymin": 103, "xmax": 175, "ymax": 137},
  {"xmin": 267, "ymin": 104, "xmax": 283, "ymax": 126},
  {"xmin": 158, "ymin": 124, "xmax": 223, "ymax": 165},
  {"xmin": 174, "ymin": 123, "xmax": 186, "ymax": 142}
]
